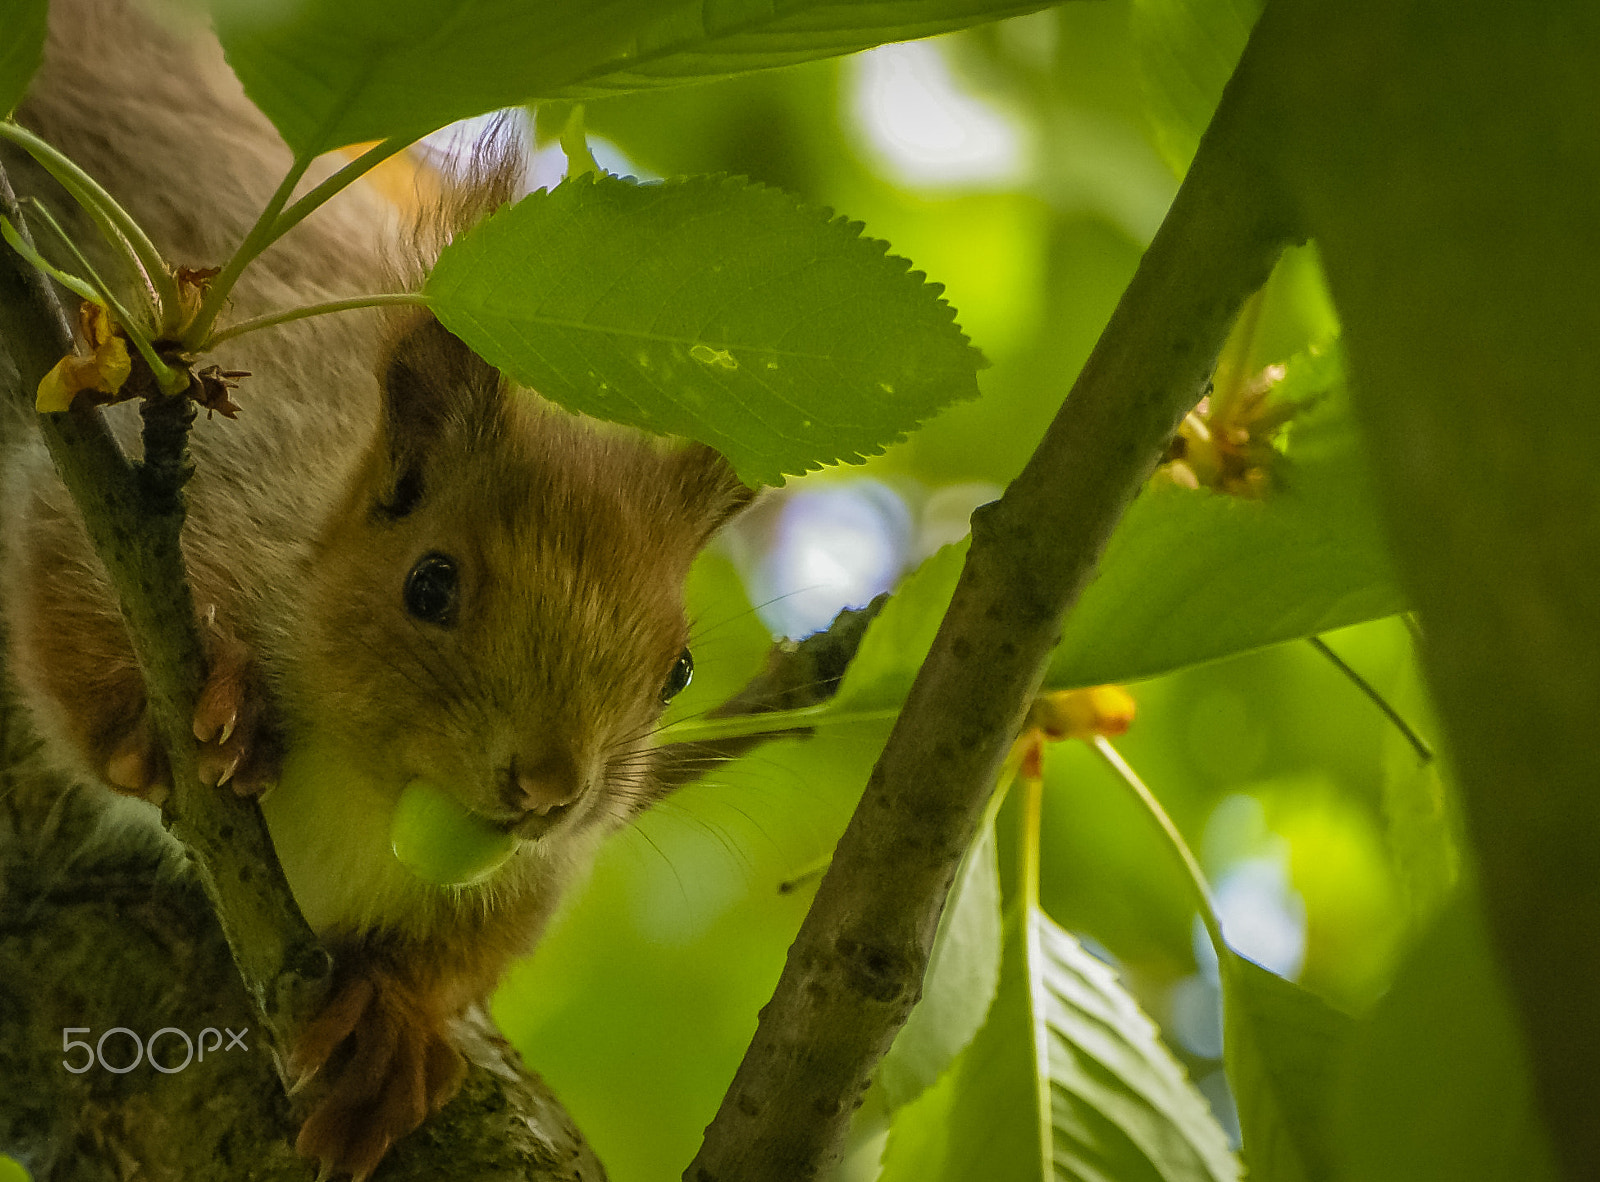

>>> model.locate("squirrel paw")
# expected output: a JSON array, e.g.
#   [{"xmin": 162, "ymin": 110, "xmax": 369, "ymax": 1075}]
[
  {"xmin": 103, "ymin": 706, "xmax": 170, "ymax": 805},
  {"xmin": 192, "ymin": 610, "xmax": 278, "ymax": 796},
  {"xmin": 97, "ymin": 612, "xmax": 279, "ymax": 799},
  {"xmin": 291, "ymin": 965, "xmax": 466, "ymax": 1181}
]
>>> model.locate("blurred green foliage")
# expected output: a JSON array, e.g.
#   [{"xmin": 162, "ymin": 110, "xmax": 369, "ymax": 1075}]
[
  {"xmin": 1332, "ymin": 896, "xmax": 1557, "ymax": 1182},
  {"xmin": 0, "ymin": 0, "xmax": 46, "ymax": 119},
  {"xmin": 490, "ymin": 3, "xmax": 1447, "ymax": 1177}
]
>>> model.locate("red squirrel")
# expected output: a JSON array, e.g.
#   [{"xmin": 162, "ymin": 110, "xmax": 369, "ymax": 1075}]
[{"xmin": 1, "ymin": 0, "xmax": 751, "ymax": 1175}]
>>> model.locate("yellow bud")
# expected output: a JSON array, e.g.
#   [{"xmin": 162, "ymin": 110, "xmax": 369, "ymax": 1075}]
[{"xmin": 1027, "ymin": 685, "xmax": 1137, "ymax": 742}]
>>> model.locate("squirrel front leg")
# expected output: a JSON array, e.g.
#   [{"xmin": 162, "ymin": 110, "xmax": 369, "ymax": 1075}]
[
  {"xmin": 6, "ymin": 488, "xmax": 280, "ymax": 799},
  {"xmin": 290, "ymin": 936, "xmax": 491, "ymax": 1181}
]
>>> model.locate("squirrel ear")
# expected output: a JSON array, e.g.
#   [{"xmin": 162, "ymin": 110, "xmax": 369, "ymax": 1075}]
[
  {"xmin": 375, "ymin": 313, "xmax": 502, "ymax": 518},
  {"xmin": 672, "ymin": 442, "xmax": 756, "ymax": 548}
]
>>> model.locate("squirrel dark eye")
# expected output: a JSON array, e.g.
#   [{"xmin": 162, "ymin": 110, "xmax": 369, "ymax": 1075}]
[
  {"xmin": 404, "ymin": 552, "xmax": 459, "ymax": 626},
  {"xmin": 661, "ymin": 648, "xmax": 694, "ymax": 703}
]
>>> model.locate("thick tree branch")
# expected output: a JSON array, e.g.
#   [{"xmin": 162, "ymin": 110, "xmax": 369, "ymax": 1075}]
[
  {"xmin": 0, "ymin": 761, "xmax": 604, "ymax": 1182},
  {"xmin": 685, "ymin": 12, "xmax": 1301, "ymax": 1181}
]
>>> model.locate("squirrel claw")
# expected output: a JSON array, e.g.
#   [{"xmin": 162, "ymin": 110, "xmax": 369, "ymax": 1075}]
[
  {"xmin": 292, "ymin": 961, "xmax": 466, "ymax": 1180},
  {"xmin": 192, "ymin": 611, "xmax": 278, "ymax": 796},
  {"xmin": 193, "ymin": 700, "xmax": 238, "ymax": 747}
]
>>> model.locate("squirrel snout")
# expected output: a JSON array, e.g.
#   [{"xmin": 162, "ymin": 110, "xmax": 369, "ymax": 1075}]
[{"xmin": 500, "ymin": 751, "xmax": 586, "ymax": 836}]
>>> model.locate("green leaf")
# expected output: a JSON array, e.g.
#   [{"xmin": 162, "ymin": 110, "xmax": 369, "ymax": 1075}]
[
  {"xmin": 0, "ymin": 0, "xmax": 47, "ymax": 118},
  {"xmin": 878, "ymin": 802, "xmax": 1003, "ymax": 1112},
  {"xmin": 829, "ymin": 540, "xmax": 968, "ymax": 715},
  {"xmin": 1045, "ymin": 346, "xmax": 1406, "ymax": 689},
  {"xmin": 1131, "ymin": 0, "xmax": 1262, "ymax": 175},
  {"xmin": 555, "ymin": 0, "xmax": 1064, "ymax": 98},
  {"xmin": 1381, "ymin": 760, "xmax": 1460, "ymax": 929},
  {"xmin": 879, "ymin": 902, "xmax": 1240, "ymax": 1182},
  {"xmin": 1330, "ymin": 895, "xmax": 1558, "ymax": 1182},
  {"xmin": 427, "ymin": 172, "xmax": 981, "ymax": 487},
  {"xmin": 1219, "ymin": 951, "xmax": 1353, "ymax": 1182},
  {"xmin": 211, "ymin": 0, "xmax": 1061, "ymax": 156},
  {"xmin": 211, "ymin": 0, "xmax": 652, "ymax": 155}
]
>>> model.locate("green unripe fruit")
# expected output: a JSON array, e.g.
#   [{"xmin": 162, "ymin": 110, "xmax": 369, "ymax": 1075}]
[{"xmin": 390, "ymin": 779, "xmax": 517, "ymax": 887}]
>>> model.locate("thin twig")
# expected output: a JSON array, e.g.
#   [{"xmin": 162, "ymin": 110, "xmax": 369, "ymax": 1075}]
[
  {"xmin": 1308, "ymin": 634, "xmax": 1434, "ymax": 764},
  {"xmin": 1091, "ymin": 736, "xmax": 1225, "ymax": 953}
]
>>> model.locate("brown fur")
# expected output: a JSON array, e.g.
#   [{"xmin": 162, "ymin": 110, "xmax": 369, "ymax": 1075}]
[{"xmin": 1, "ymin": 1, "xmax": 751, "ymax": 1176}]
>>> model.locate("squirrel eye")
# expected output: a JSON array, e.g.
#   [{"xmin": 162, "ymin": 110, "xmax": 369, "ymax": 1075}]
[
  {"xmin": 661, "ymin": 648, "xmax": 694, "ymax": 703},
  {"xmin": 404, "ymin": 552, "xmax": 459, "ymax": 626}
]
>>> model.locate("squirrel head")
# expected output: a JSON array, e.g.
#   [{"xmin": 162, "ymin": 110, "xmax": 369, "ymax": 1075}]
[{"xmin": 285, "ymin": 312, "xmax": 752, "ymax": 857}]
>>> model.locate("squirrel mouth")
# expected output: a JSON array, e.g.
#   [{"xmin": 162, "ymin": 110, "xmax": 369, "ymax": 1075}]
[{"xmin": 506, "ymin": 804, "xmax": 573, "ymax": 842}]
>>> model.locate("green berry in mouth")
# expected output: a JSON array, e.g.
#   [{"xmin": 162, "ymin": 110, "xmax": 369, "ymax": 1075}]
[{"xmin": 390, "ymin": 779, "xmax": 517, "ymax": 887}]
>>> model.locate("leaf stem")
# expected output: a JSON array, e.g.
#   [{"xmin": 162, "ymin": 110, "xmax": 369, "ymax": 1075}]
[
  {"xmin": 0, "ymin": 119, "xmax": 178, "ymax": 318},
  {"xmin": 1, "ymin": 214, "xmax": 99, "ymax": 305},
  {"xmin": 14, "ymin": 201, "xmax": 186, "ymax": 392},
  {"xmin": 1090, "ymin": 736, "xmax": 1227, "ymax": 957},
  {"xmin": 1019, "ymin": 745, "xmax": 1043, "ymax": 914},
  {"xmin": 182, "ymin": 150, "xmax": 314, "ymax": 348},
  {"xmin": 657, "ymin": 703, "xmax": 902, "ymax": 745},
  {"xmin": 268, "ymin": 137, "xmax": 411, "ymax": 247},
  {"xmin": 20, "ymin": 197, "xmax": 118, "ymax": 304},
  {"xmin": 184, "ymin": 136, "xmax": 412, "ymax": 350},
  {"xmin": 1307, "ymin": 634, "xmax": 1434, "ymax": 764},
  {"xmin": 202, "ymin": 291, "xmax": 429, "ymax": 348},
  {"xmin": 559, "ymin": 106, "xmax": 600, "ymax": 178},
  {"xmin": 1017, "ymin": 754, "xmax": 1055, "ymax": 1179}
]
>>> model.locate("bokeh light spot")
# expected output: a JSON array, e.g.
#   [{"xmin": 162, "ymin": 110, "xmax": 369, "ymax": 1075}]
[{"xmin": 849, "ymin": 41, "xmax": 1030, "ymax": 188}]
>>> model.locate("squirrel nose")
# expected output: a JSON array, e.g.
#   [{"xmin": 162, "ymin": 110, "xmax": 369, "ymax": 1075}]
[{"xmin": 502, "ymin": 750, "xmax": 584, "ymax": 819}]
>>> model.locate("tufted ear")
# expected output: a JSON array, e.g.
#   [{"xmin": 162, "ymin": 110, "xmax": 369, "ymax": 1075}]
[
  {"xmin": 671, "ymin": 442, "xmax": 756, "ymax": 549},
  {"xmin": 373, "ymin": 313, "xmax": 503, "ymax": 519}
]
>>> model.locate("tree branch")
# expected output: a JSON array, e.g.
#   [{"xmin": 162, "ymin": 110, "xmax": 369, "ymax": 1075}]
[
  {"xmin": 0, "ymin": 760, "xmax": 604, "ymax": 1181},
  {"xmin": 684, "ymin": 10, "xmax": 1302, "ymax": 1180},
  {"xmin": 653, "ymin": 596, "xmax": 885, "ymax": 793},
  {"xmin": 0, "ymin": 161, "xmax": 326, "ymax": 1065}
]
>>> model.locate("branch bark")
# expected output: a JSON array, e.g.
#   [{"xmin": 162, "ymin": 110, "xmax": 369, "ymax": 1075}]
[
  {"xmin": 0, "ymin": 758, "xmax": 604, "ymax": 1182},
  {"xmin": 685, "ymin": 11, "xmax": 1301, "ymax": 1180}
]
